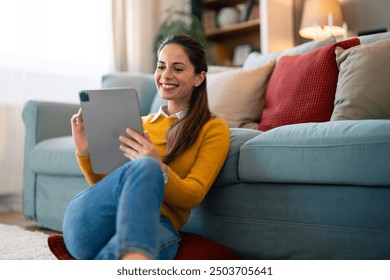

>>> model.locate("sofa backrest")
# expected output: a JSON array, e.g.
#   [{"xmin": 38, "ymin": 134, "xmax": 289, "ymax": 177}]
[{"xmin": 101, "ymin": 72, "xmax": 156, "ymax": 116}]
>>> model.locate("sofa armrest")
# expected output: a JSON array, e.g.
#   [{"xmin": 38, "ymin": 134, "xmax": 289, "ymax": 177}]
[
  {"xmin": 102, "ymin": 72, "xmax": 156, "ymax": 116},
  {"xmin": 22, "ymin": 100, "xmax": 79, "ymax": 145},
  {"xmin": 22, "ymin": 100, "xmax": 79, "ymax": 220}
]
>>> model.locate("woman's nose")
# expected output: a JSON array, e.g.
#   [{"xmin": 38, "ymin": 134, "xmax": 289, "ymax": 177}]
[{"xmin": 162, "ymin": 69, "xmax": 173, "ymax": 79}]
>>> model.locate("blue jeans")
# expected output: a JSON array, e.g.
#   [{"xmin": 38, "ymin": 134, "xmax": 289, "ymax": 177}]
[{"xmin": 63, "ymin": 157, "xmax": 180, "ymax": 260}]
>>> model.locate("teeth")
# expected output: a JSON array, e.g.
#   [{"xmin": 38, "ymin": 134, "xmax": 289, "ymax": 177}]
[{"xmin": 162, "ymin": 84, "xmax": 177, "ymax": 89}]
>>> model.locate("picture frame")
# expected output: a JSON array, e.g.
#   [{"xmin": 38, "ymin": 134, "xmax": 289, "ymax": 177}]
[{"xmin": 232, "ymin": 44, "xmax": 252, "ymax": 66}]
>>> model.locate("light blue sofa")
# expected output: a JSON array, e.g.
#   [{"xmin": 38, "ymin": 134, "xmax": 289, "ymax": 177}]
[{"xmin": 22, "ymin": 35, "xmax": 390, "ymax": 259}]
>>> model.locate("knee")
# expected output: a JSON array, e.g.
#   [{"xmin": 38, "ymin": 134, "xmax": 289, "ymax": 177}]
[
  {"xmin": 123, "ymin": 157, "xmax": 163, "ymax": 184},
  {"xmin": 135, "ymin": 157, "xmax": 161, "ymax": 172}
]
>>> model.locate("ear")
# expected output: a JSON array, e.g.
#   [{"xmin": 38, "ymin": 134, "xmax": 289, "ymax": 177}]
[{"xmin": 194, "ymin": 71, "xmax": 206, "ymax": 87}]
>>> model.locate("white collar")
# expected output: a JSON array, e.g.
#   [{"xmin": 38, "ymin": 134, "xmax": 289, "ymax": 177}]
[{"xmin": 150, "ymin": 105, "xmax": 188, "ymax": 123}]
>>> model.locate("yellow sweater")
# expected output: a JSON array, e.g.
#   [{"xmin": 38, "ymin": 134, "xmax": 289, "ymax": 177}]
[{"xmin": 77, "ymin": 114, "xmax": 230, "ymax": 230}]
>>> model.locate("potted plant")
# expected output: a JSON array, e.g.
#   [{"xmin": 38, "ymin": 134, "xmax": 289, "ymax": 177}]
[{"xmin": 154, "ymin": 9, "xmax": 214, "ymax": 64}]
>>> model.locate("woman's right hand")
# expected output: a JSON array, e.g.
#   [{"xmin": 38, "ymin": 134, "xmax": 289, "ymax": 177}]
[{"xmin": 71, "ymin": 108, "xmax": 89, "ymax": 157}]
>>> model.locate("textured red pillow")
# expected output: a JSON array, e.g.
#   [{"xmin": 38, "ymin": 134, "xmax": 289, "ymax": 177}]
[
  {"xmin": 258, "ymin": 38, "xmax": 360, "ymax": 132},
  {"xmin": 47, "ymin": 234, "xmax": 75, "ymax": 260},
  {"xmin": 48, "ymin": 232, "xmax": 241, "ymax": 260},
  {"xmin": 175, "ymin": 232, "xmax": 241, "ymax": 260}
]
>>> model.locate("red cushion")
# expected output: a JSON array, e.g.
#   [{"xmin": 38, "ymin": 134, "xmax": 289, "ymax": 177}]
[
  {"xmin": 48, "ymin": 232, "xmax": 241, "ymax": 260},
  {"xmin": 258, "ymin": 38, "xmax": 360, "ymax": 132},
  {"xmin": 47, "ymin": 234, "xmax": 75, "ymax": 260},
  {"xmin": 175, "ymin": 232, "xmax": 241, "ymax": 260}
]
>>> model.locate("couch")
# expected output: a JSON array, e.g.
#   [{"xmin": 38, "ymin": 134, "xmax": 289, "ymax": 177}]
[{"xmin": 22, "ymin": 32, "xmax": 390, "ymax": 259}]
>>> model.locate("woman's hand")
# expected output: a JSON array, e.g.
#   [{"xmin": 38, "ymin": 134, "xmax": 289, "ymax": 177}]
[
  {"xmin": 119, "ymin": 129, "xmax": 166, "ymax": 171},
  {"xmin": 71, "ymin": 108, "xmax": 89, "ymax": 157}
]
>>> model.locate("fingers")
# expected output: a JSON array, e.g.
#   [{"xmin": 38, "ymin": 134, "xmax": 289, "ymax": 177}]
[
  {"xmin": 71, "ymin": 108, "xmax": 83, "ymax": 127},
  {"xmin": 119, "ymin": 143, "xmax": 144, "ymax": 160},
  {"xmin": 119, "ymin": 129, "xmax": 156, "ymax": 161},
  {"xmin": 119, "ymin": 138, "xmax": 143, "ymax": 153},
  {"xmin": 125, "ymin": 128, "xmax": 145, "ymax": 144}
]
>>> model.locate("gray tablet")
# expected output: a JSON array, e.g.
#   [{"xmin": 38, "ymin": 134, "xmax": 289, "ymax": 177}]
[{"xmin": 79, "ymin": 88, "xmax": 144, "ymax": 174}]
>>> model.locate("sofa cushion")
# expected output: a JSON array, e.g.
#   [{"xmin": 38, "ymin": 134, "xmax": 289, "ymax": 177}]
[
  {"xmin": 243, "ymin": 36, "xmax": 336, "ymax": 69},
  {"xmin": 331, "ymin": 38, "xmax": 390, "ymax": 120},
  {"xmin": 358, "ymin": 31, "xmax": 390, "ymax": 44},
  {"xmin": 258, "ymin": 38, "xmax": 360, "ymax": 132},
  {"xmin": 239, "ymin": 120, "xmax": 390, "ymax": 186},
  {"xmin": 29, "ymin": 136, "xmax": 83, "ymax": 176},
  {"xmin": 207, "ymin": 60, "xmax": 275, "ymax": 128}
]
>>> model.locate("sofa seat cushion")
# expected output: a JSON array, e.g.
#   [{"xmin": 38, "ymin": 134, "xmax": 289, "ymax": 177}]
[
  {"xmin": 29, "ymin": 136, "xmax": 83, "ymax": 176},
  {"xmin": 239, "ymin": 120, "xmax": 390, "ymax": 186}
]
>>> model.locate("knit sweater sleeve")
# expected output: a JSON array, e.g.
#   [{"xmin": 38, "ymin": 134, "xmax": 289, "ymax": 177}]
[
  {"xmin": 163, "ymin": 118, "xmax": 230, "ymax": 210},
  {"xmin": 76, "ymin": 153, "xmax": 107, "ymax": 186}
]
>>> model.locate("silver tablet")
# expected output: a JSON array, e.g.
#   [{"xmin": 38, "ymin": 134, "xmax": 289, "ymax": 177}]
[{"xmin": 79, "ymin": 88, "xmax": 144, "ymax": 174}]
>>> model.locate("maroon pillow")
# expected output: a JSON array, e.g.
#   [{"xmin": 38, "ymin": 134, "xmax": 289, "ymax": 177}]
[
  {"xmin": 47, "ymin": 234, "xmax": 75, "ymax": 260},
  {"xmin": 48, "ymin": 232, "xmax": 241, "ymax": 260},
  {"xmin": 258, "ymin": 38, "xmax": 360, "ymax": 132},
  {"xmin": 175, "ymin": 232, "xmax": 241, "ymax": 260}
]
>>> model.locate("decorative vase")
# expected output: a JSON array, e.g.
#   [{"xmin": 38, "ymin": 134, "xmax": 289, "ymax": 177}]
[{"xmin": 216, "ymin": 7, "xmax": 241, "ymax": 28}]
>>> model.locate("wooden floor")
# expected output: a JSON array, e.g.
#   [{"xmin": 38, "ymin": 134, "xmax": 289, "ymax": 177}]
[
  {"xmin": 0, "ymin": 195, "xmax": 58, "ymax": 235},
  {"xmin": 0, "ymin": 211, "xmax": 58, "ymax": 235}
]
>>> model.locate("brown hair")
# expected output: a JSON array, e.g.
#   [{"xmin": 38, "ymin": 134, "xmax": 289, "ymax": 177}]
[{"xmin": 156, "ymin": 34, "xmax": 211, "ymax": 164}]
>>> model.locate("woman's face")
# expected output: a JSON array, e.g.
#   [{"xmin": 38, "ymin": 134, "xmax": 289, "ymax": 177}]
[{"xmin": 154, "ymin": 43, "xmax": 204, "ymax": 109}]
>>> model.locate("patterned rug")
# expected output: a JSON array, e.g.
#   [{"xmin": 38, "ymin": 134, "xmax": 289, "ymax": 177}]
[{"xmin": 0, "ymin": 223, "xmax": 55, "ymax": 260}]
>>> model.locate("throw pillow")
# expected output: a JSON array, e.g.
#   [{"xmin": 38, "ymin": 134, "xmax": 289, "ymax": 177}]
[
  {"xmin": 331, "ymin": 38, "xmax": 390, "ymax": 120},
  {"xmin": 175, "ymin": 232, "xmax": 241, "ymax": 260},
  {"xmin": 48, "ymin": 232, "xmax": 241, "ymax": 260},
  {"xmin": 207, "ymin": 60, "xmax": 275, "ymax": 129},
  {"xmin": 258, "ymin": 38, "xmax": 360, "ymax": 132},
  {"xmin": 243, "ymin": 36, "xmax": 336, "ymax": 69}
]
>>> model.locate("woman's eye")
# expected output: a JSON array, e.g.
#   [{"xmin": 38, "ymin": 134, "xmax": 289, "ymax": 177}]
[
  {"xmin": 157, "ymin": 66, "xmax": 164, "ymax": 70},
  {"xmin": 175, "ymin": 68, "xmax": 183, "ymax": 72}
]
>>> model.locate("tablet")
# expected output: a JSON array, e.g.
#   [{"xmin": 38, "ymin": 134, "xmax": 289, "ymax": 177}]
[{"xmin": 79, "ymin": 88, "xmax": 144, "ymax": 174}]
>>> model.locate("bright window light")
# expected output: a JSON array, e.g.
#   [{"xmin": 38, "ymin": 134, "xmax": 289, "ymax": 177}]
[{"xmin": 0, "ymin": 0, "xmax": 111, "ymax": 77}]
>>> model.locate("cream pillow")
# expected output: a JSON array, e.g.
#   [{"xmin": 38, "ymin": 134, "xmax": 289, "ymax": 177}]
[
  {"xmin": 207, "ymin": 60, "xmax": 275, "ymax": 128},
  {"xmin": 331, "ymin": 38, "xmax": 390, "ymax": 120},
  {"xmin": 243, "ymin": 36, "xmax": 336, "ymax": 69}
]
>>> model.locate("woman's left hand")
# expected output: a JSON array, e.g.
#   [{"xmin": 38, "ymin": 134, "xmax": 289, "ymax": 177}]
[{"xmin": 119, "ymin": 129, "xmax": 160, "ymax": 163}]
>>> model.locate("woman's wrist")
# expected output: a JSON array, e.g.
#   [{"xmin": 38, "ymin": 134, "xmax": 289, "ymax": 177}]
[{"xmin": 77, "ymin": 151, "xmax": 89, "ymax": 157}]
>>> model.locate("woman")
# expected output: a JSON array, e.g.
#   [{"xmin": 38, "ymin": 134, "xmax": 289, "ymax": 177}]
[{"xmin": 63, "ymin": 34, "xmax": 230, "ymax": 260}]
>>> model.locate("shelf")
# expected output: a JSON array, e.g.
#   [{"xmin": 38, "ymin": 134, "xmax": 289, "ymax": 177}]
[
  {"xmin": 201, "ymin": 0, "xmax": 260, "ymax": 66},
  {"xmin": 205, "ymin": 18, "xmax": 260, "ymax": 40},
  {"xmin": 202, "ymin": 0, "xmax": 247, "ymax": 10}
]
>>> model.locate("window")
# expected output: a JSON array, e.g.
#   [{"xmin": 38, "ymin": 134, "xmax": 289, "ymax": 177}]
[{"xmin": 0, "ymin": 0, "xmax": 111, "ymax": 103}]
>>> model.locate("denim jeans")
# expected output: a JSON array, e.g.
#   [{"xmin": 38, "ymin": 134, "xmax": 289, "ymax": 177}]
[{"xmin": 63, "ymin": 157, "xmax": 181, "ymax": 260}]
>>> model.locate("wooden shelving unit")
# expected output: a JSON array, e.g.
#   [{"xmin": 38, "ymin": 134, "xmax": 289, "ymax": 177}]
[
  {"xmin": 205, "ymin": 18, "xmax": 260, "ymax": 40},
  {"xmin": 201, "ymin": 0, "xmax": 261, "ymax": 66}
]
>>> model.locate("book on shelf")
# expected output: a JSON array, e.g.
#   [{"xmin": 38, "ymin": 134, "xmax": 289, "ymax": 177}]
[{"xmin": 241, "ymin": 0, "xmax": 256, "ymax": 22}]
